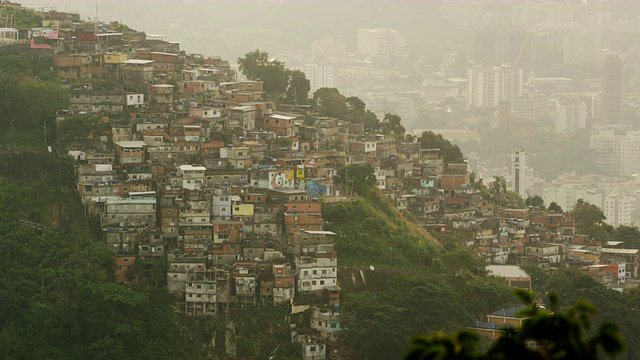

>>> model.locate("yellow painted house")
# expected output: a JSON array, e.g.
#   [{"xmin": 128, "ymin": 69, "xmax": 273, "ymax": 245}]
[
  {"xmin": 103, "ymin": 52, "xmax": 128, "ymax": 64},
  {"xmin": 232, "ymin": 204, "xmax": 254, "ymax": 216}
]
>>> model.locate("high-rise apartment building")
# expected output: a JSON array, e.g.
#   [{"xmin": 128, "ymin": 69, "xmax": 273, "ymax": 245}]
[
  {"xmin": 311, "ymin": 37, "xmax": 347, "ymax": 61},
  {"xmin": 512, "ymin": 2, "xmax": 574, "ymax": 27},
  {"xmin": 604, "ymin": 194, "xmax": 635, "ymax": 227},
  {"xmin": 512, "ymin": 148, "xmax": 526, "ymax": 198},
  {"xmin": 357, "ymin": 28, "xmax": 407, "ymax": 64},
  {"xmin": 602, "ymin": 54, "xmax": 624, "ymax": 125},
  {"xmin": 590, "ymin": 130, "xmax": 640, "ymax": 176},
  {"xmin": 553, "ymin": 97, "xmax": 587, "ymax": 133},
  {"xmin": 473, "ymin": 27, "xmax": 535, "ymax": 68},
  {"xmin": 304, "ymin": 63, "xmax": 335, "ymax": 94},
  {"xmin": 563, "ymin": 28, "xmax": 602, "ymax": 64},
  {"xmin": 511, "ymin": 91, "xmax": 552, "ymax": 122},
  {"xmin": 440, "ymin": 0, "xmax": 483, "ymax": 28},
  {"xmin": 467, "ymin": 65, "xmax": 523, "ymax": 108}
]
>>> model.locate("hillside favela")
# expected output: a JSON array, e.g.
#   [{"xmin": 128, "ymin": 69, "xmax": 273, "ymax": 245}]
[{"xmin": 5, "ymin": 0, "xmax": 640, "ymax": 359}]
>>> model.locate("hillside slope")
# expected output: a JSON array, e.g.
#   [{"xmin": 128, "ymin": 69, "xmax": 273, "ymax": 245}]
[{"xmin": 323, "ymin": 187, "xmax": 442, "ymax": 271}]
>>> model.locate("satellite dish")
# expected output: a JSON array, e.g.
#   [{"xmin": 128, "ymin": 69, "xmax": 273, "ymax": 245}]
[{"xmin": 369, "ymin": 265, "xmax": 375, "ymax": 271}]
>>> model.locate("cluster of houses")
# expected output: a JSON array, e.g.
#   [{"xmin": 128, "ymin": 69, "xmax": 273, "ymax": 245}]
[
  {"xmin": 6, "ymin": 4, "xmax": 640, "ymax": 357},
  {"xmin": 474, "ymin": 208, "xmax": 637, "ymax": 291}
]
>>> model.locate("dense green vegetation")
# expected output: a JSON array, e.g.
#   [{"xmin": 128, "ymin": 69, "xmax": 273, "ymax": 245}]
[
  {"xmin": 0, "ymin": 56, "xmax": 69, "ymax": 147},
  {"xmin": 0, "ymin": 5, "xmax": 42, "ymax": 30},
  {"xmin": 343, "ymin": 273, "xmax": 515, "ymax": 360},
  {"xmin": 323, "ymin": 175, "xmax": 442, "ymax": 269},
  {"xmin": 0, "ymin": 158, "xmax": 194, "ymax": 360},
  {"xmin": 323, "ymin": 176, "xmax": 519, "ymax": 359},
  {"xmin": 404, "ymin": 290, "xmax": 625, "ymax": 360}
]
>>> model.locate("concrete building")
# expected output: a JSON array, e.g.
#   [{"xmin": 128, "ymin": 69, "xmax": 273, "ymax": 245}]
[
  {"xmin": 590, "ymin": 130, "xmax": 640, "ymax": 176},
  {"xmin": 311, "ymin": 37, "xmax": 347, "ymax": 61},
  {"xmin": 553, "ymin": 97, "xmax": 587, "ymax": 133},
  {"xmin": 467, "ymin": 65, "xmax": 523, "ymax": 108},
  {"xmin": 512, "ymin": 148, "xmax": 526, "ymax": 198},
  {"xmin": 487, "ymin": 265, "xmax": 531, "ymax": 289},
  {"xmin": 511, "ymin": 92, "xmax": 552, "ymax": 122},
  {"xmin": 562, "ymin": 28, "xmax": 602, "ymax": 65},
  {"xmin": 440, "ymin": 0, "xmax": 483, "ymax": 28},
  {"xmin": 602, "ymin": 54, "xmax": 624, "ymax": 126},
  {"xmin": 383, "ymin": 96, "xmax": 416, "ymax": 125},
  {"xmin": 543, "ymin": 186, "xmax": 603, "ymax": 212},
  {"xmin": 304, "ymin": 63, "xmax": 335, "ymax": 94},
  {"xmin": 604, "ymin": 194, "xmax": 635, "ymax": 228},
  {"xmin": 357, "ymin": 28, "xmax": 407, "ymax": 63},
  {"xmin": 472, "ymin": 27, "xmax": 535, "ymax": 68},
  {"xmin": 512, "ymin": 2, "xmax": 574, "ymax": 27}
]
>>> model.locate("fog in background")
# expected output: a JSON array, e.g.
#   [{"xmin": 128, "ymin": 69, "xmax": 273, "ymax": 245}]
[
  {"xmin": 16, "ymin": 0, "xmax": 640, "ymax": 187},
  {"xmin": 18, "ymin": 0, "xmax": 447, "ymax": 60}
]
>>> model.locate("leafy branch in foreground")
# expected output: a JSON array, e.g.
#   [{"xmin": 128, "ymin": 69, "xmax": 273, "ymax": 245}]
[{"xmin": 403, "ymin": 290, "xmax": 625, "ymax": 360}]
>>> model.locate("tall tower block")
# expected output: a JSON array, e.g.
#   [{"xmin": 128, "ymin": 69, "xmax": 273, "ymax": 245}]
[
  {"xmin": 602, "ymin": 54, "xmax": 624, "ymax": 125},
  {"xmin": 512, "ymin": 148, "xmax": 526, "ymax": 198}
]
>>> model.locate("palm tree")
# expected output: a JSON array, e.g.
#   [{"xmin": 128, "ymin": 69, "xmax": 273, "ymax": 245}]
[{"xmin": 488, "ymin": 175, "xmax": 507, "ymax": 206}]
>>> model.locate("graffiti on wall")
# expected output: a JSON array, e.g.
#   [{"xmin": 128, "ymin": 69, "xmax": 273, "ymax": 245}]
[
  {"xmin": 305, "ymin": 180, "xmax": 327, "ymax": 197},
  {"xmin": 269, "ymin": 171, "xmax": 295, "ymax": 190}
]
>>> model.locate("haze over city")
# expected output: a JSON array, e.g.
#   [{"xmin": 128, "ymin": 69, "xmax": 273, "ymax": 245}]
[{"xmin": 5, "ymin": 1, "xmax": 640, "ymax": 359}]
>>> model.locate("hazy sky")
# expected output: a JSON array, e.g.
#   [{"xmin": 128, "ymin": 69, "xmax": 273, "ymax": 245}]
[{"xmin": 17, "ymin": 0, "xmax": 444, "ymax": 60}]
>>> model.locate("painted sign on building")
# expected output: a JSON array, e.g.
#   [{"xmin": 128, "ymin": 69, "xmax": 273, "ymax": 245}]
[{"xmin": 269, "ymin": 170, "xmax": 295, "ymax": 190}]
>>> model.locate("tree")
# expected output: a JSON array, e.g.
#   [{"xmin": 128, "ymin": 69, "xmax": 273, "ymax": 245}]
[
  {"xmin": 572, "ymin": 199, "xmax": 614, "ymax": 241},
  {"xmin": 548, "ymin": 202, "xmax": 563, "ymax": 213},
  {"xmin": 613, "ymin": 225, "xmax": 640, "ymax": 249},
  {"xmin": 404, "ymin": 291, "xmax": 625, "ymax": 360},
  {"xmin": 344, "ymin": 96, "xmax": 381, "ymax": 133},
  {"xmin": 346, "ymin": 96, "xmax": 366, "ymax": 113},
  {"xmin": 336, "ymin": 164, "xmax": 376, "ymax": 196},
  {"xmin": 525, "ymin": 195, "xmax": 545, "ymax": 209},
  {"xmin": 381, "ymin": 113, "xmax": 405, "ymax": 138},
  {"xmin": 237, "ymin": 49, "xmax": 269, "ymax": 79},
  {"xmin": 417, "ymin": 131, "xmax": 464, "ymax": 163},
  {"xmin": 504, "ymin": 190, "xmax": 525, "ymax": 209},
  {"xmin": 488, "ymin": 176, "xmax": 507, "ymax": 206},
  {"xmin": 237, "ymin": 49, "xmax": 290, "ymax": 97},
  {"xmin": 57, "ymin": 116, "xmax": 106, "ymax": 142},
  {"xmin": 0, "ymin": 57, "xmax": 69, "ymax": 140},
  {"xmin": 282, "ymin": 69, "xmax": 310, "ymax": 105},
  {"xmin": 312, "ymin": 87, "xmax": 348, "ymax": 118}
]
